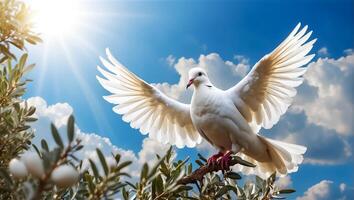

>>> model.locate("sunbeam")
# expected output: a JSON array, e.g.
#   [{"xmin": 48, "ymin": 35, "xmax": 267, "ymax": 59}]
[
  {"xmin": 34, "ymin": 42, "xmax": 49, "ymax": 95},
  {"xmin": 58, "ymin": 40, "xmax": 115, "ymax": 136},
  {"xmin": 26, "ymin": 0, "xmax": 143, "ymax": 137}
]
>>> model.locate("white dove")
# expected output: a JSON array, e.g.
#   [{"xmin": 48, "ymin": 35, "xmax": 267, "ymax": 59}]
[{"xmin": 97, "ymin": 23, "xmax": 315, "ymax": 177}]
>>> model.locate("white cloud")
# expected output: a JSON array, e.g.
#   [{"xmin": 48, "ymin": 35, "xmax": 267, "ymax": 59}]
[
  {"xmin": 293, "ymin": 53, "xmax": 354, "ymax": 135},
  {"xmin": 26, "ymin": 97, "xmax": 73, "ymax": 128},
  {"xmin": 138, "ymin": 137, "xmax": 171, "ymax": 167},
  {"xmin": 263, "ymin": 51, "xmax": 354, "ymax": 165},
  {"xmin": 275, "ymin": 175, "xmax": 292, "ymax": 189},
  {"xmin": 233, "ymin": 55, "xmax": 250, "ymax": 77},
  {"xmin": 296, "ymin": 180, "xmax": 354, "ymax": 200},
  {"xmin": 318, "ymin": 47, "xmax": 329, "ymax": 57},
  {"xmin": 154, "ymin": 53, "xmax": 249, "ymax": 103},
  {"xmin": 339, "ymin": 183, "xmax": 346, "ymax": 192},
  {"xmin": 297, "ymin": 180, "xmax": 333, "ymax": 200},
  {"xmin": 26, "ymin": 96, "xmax": 172, "ymax": 179},
  {"xmin": 344, "ymin": 49, "xmax": 353, "ymax": 56},
  {"xmin": 166, "ymin": 54, "xmax": 176, "ymax": 67}
]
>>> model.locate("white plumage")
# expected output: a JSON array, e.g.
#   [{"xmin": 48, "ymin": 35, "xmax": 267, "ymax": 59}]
[{"xmin": 97, "ymin": 23, "xmax": 315, "ymax": 177}]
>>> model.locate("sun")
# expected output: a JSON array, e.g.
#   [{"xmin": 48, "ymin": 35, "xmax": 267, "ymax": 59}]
[{"xmin": 29, "ymin": 0, "xmax": 82, "ymax": 37}]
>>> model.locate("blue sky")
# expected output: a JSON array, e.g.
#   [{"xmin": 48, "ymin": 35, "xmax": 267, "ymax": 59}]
[{"xmin": 24, "ymin": 0, "xmax": 353, "ymax": 199}]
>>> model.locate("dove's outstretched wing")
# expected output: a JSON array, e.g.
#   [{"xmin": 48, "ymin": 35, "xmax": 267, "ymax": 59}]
[
  {"xmin": 227, "ymin": 23, "xmax": 316, "ymax": 133},
  {"xmin": 97, "ymin": 49, "xmax": 202, "ymax": 148}
]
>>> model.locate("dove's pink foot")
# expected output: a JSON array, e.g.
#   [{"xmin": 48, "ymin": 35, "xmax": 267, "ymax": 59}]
[
  {"xmin": 219, "ymin": 151, "xmax": 232, "ymax": 171},
  {"xmin": 207, "ymin": 152, "xmax": 223, "ymax": 166}
]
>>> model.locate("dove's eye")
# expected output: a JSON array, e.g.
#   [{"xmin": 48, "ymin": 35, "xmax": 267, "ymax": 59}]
[{"xmin": 198, "ymin": 72, "xmax": 203, "ymax": 76}]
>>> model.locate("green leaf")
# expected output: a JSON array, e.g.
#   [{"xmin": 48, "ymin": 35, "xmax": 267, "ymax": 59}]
[
  {"xmin": 215, "ymin": 185, "xmax": 235, "ymax": 198},
  {"xmin": 116, "ymin": 161, "xmax": 132, "ymax": 172},
  {"xmin": 41, "ymin": 139, "xmax": 49, "ymax": 151},
  {"xmin": 67, "ymin": 115, "xmax": 75, "ymax": 142},
  {"xmin": 0, "ymin": 45, "xmax": 16, "ymax": 60},
  {"xmin": 278, "ymin": 189, "xmax": 296, "ymax": 194},
  {"xmin": 51, "ymin": 123, "xmax": 64, "ymax": 148},
  {"xmin": 25, "ymin": 36, "xmax": 41, "ymax": 45},
  {"xmin": 152, "ymin": 176, "xmax": 157, "ymax": 199},
  {"xmin": 84, "ymin": 173, "xmax": 95, "ymax": 194},
  {"xmin": 89, "ymin": 159, "xmax": 100, "ymax": 181},
  {"xmin": 42, "ymin": 151, "xmax": 52, "ymax": 172},
  {"xmin": 0, "ymin": 56, "xmax": 8, "ymax": 64},
  {"xmin": 27, "ymin": 35, "xmax": 43, "ymax": 43},
  {"xmin": 23, "ymin": 63, "xmax": 35, "ymax": 74},
  {"xmin": 75, "ymin": 145, "xmax": 84, "ymax": 151},
  {"xmin": 195, "ymin": 159, "xmax": 204, "ymax": 167},
  {"xmin": 32, "ymin": 144, "xmax": 41, "ymax": 157},
  {"xmin": 175, "ymin": 157, "xmax": 189, "ymax": 172},
  {"xmin": 113, "ymin": 172, "xmax": 131, "ymax": 178},
  {"xmin": 147, "ymin": 153, "xmax": 167, "ymax": 179},
  {"xmin": 140, "ymin": 163, "xmax": 148, "ymax": 182},
  {"xmin": 122, "ymin": 187, "xmax": 129, "ymax": 200},
  {"xmin": 166, "ymin": 146, "xmax": 173, "ymax": 161},
  {"xmin": 114, "ymin": 153, "xmax": 121, "ymax": 164},
  {"xmin": 187, "ymin": 163, "xmax": 192, "ymax": 175},
  {"xmin": 27, "ymin": 106, "xmax": 36, "ymax": 115},
  {"xmin": 25, "ymin": 117, "xmax": 37, "ymax": 122},
  {"xmin": 233, "ymin": 156, "xmax": 256, "ymax": 167},
  {"xmin": 224, "ymin": 171, "xmax": 242, "ymax": 180},
  {"xmin": 152, "ymin": 174, "xmax": 163, "ymax": 198},
  {"xmin": 96, "ymin": 148, "xmax": 109, "ymax": 176},
  {"xmin": 19, "ymin": 53, "xmax": 28, "ymax": 68},
  {"xmin": 268, "ymin": 172, "xmax": 276, "ymax": 185},
  {"xmin": 197, "ymin": 153, "xmax": 207, "ymax": 163},
  {"xmin": 9, "ymin": 40, "xmax": 24, "ymax": 50}
]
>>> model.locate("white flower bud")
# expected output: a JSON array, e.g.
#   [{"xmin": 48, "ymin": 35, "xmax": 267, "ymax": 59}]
[
  {"xmin": 21, "ymin": 152, "xmax": 45, "ymax": 179},
  {"xmin": 51, "ymin": 165, "xmax": 79, "ymax": 188},
  {"xmin": 9, "ymin": 158, "xmax": 28, "ymax": 179},
  {"xmin": 106, "ymin": 156, "xmax": 117, "ymax": 169}
]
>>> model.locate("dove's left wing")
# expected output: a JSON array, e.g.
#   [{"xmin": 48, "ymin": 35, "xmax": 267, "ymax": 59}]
[
  {"xmin": 227, "ymin": 23, "xmax": 316, "ymax": 133},
  {"xmin": 97, "ymin": 49, "xmax": 202, "ymax": 148}
]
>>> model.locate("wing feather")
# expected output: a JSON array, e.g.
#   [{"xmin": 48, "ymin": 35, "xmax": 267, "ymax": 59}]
[
  {"xmin": 97, "ymin": 49, "xmax": 202, "ymax": 148},
  {"xmin": 227, "ymin": 23, "xmax": 316, "ymax": 132}
]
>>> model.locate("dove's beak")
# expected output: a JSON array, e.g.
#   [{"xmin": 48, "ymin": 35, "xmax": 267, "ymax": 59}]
[{"xmin": 186, "ymin": 78, "xmax": 194, "ymax": 89}]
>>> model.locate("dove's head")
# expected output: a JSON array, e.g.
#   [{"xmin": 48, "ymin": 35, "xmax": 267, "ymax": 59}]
[{"xmin": 186, "ymin": 68, "xmax": 211, "ymax": 89}]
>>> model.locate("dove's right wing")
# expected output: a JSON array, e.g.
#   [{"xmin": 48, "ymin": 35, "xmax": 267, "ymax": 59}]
[{"xmin": 97, "ymin": 49, "xmax": 202, "ymax": 148}]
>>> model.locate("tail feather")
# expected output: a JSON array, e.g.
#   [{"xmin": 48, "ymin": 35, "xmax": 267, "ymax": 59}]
[
  {"xmin": 233, "ymin": 137, "xmax": 307, "ymax": 178},
  {"xmin": 266, "ymin": 138, "xmax": 306, "ymax": 166}
]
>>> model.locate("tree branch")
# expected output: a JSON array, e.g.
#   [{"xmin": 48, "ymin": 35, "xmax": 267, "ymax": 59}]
[{"xmin": 177, "ymin": 156, "xmax": 256, "ymax": 185}]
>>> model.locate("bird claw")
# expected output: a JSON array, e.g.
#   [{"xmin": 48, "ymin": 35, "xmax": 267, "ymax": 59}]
[
  {"xmin": 207, "ymin": 152, "xmax": 223, "ymax": 166},
  {"xmin": 207, "ymin": 151, "xmax": 232, "ymax": 170},
  {"xmin": 218, "ymin": 151, "xmax": 232, "ymax": 171}
]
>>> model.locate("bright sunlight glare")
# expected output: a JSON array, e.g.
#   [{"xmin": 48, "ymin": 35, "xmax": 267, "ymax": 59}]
[{"xmin": 30, "ymin": 0, "xmax": 82, "ymax": 37}]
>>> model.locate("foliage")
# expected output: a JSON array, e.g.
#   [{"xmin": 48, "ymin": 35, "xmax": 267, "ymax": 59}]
[
  {"xmin": 0, "ymin": 0, "xmax": 41, "ymax": 197},
  {"xmin": 0, "ymin": 0, "xmax": 42, "ymax": 63},
  {"xmin": 0, "ymin": 0, "xmax": 40, "ymax": 171},
  {"xmin": 1, "ymin": 115, "xmax": 296, "ymax": 200},
  {"xmin": 121, "ymin": 149, "xmax": 295, "ymax": 200},
  {"xmin": 0, "ymin": 54, "xmax": 37, "ymax": 169},
  {"xmin": 1, "ymin": 115, "xmax": 132, "ymax": 200}
]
